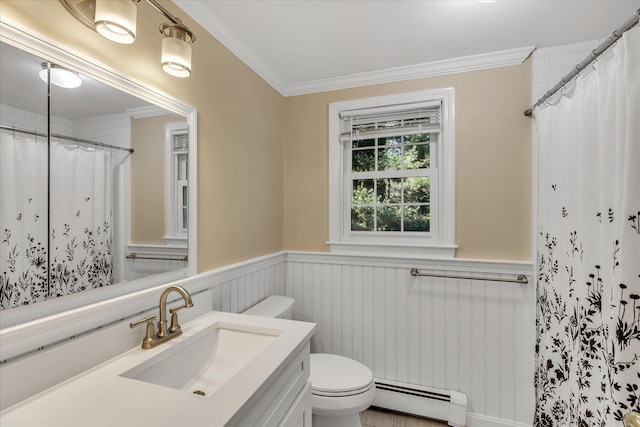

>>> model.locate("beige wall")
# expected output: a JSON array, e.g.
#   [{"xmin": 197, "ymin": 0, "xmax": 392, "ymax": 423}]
[
  {"xmin": 283, "ymin": 62, "xmax": 532, "ymax": 261},
  {"xmin": 1, "ymin": 0, "xmax": 285, "ymax": 271},
  {"xmin": 130, "ymin": 113, "xmax": 183, "ymax": 245}
]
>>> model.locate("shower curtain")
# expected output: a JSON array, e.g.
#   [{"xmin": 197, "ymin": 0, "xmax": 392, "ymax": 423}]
[
  {"xmin": 0, "ymin": 133, "xmax": 114, "ymax": 310},
  {"xmin": 534, "ymin": 26, "xmax": 640, "ymax": 427}
]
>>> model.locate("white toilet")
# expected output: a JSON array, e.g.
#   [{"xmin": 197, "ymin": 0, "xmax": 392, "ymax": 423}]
[{"xmin": 243, "ymin": 296, "xmax": 376, "ymax": 427}]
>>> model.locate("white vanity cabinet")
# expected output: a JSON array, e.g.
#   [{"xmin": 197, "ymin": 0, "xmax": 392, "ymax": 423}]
[{"xmin": 229, "ymin": 343, "xmax": 312, "ymax": 427}]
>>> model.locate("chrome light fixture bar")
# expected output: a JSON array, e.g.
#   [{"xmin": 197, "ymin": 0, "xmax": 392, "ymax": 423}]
[{"xmin": 59, "ymin": 0, "xmax": 196, "ymax": 77}]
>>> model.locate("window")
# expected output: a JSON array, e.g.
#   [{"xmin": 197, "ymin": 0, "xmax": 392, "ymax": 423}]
[
  {"xmin": 328, "ymin": 89, "xmax": 456, "ymax": 258},
  {"xmin": 163, "ymin": 122, "xmax": 188, "ymax": 246}
]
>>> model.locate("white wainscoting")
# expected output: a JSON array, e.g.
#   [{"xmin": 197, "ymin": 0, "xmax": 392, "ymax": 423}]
[
  {"xmin": 1, "ymin": 250, "xmax": 535, "ymax": 427},
  {"xmin": 284, "ymin": 252, "xmax": 535, "ymax": 427}
]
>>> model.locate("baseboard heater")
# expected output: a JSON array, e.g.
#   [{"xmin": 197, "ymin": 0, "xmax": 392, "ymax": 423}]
[{"xmin": 373, "ymin": 379, "xmax": 467, "ymax": 427}]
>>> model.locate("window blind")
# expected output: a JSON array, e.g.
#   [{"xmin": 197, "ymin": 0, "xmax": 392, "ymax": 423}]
[
  {"xmin": 172, "ymin": 132, "xmax": 188, "ymax": 154},
  {"xmin": 340, "ymin": 101, "xmax": 441, "ymax": 142}
]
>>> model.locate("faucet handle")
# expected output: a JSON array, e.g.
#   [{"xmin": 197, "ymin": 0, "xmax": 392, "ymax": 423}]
[
  {"xmin": 168, "ymin": 304, "xmax": 188, "ymax": 333},
  {"xmin": 169, "ymin": 303, "xmax": 189, "ymax": 314},
  {"xmin": 130, "ymin": 314, "xmax": 157, "ymax": 349}
]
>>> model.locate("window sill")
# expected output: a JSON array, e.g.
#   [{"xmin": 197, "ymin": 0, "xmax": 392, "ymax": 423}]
[
  {"xmin": 161, "ymin": 236, "xmax": 188, "ymax": 248},
  {"xmin": 327, "ymin": 241, "xmax": 457, "ymax": 260}
]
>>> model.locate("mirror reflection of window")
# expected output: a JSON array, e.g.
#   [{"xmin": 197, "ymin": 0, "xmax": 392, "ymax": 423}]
[
  {"xmin": 171, "ymin": 125, "xmax": 189, "ymax": 235},
  {"xmin": 163, "ymin": 122, "xmax": 188, "ymax": 246}
]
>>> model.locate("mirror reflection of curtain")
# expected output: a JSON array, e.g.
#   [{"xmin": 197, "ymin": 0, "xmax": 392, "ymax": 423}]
[
  {"xmin": 534, "ymin": 27, "xmax": 639, "ymax": 426},
  {"xmin": 0, "ymin": 133, "xmax": 115, "ymax": 310},
  {"xmin": 0, "ymin": 133, "xmax": 48, "ymax": 308},
  {"xmin": 49, "ymin": 142, "xmax": 114, "ymax": 298}
]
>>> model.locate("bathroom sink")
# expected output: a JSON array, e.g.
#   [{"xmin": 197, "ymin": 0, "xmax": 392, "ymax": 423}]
[{"xmin": 120, "ymin": 321, "xmax": 281, "ymax": 396}]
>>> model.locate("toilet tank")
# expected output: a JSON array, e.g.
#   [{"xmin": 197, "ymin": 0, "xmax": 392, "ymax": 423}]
[{"xmin": 242, "ymin": 296, "xmax": 295, "ymax": 319}]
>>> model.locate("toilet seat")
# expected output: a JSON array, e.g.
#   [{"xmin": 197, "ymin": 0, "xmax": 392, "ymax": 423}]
[
  {"xmin": 312, "ymin": 381, "xmax": 374, "ymax": 397},
  {"xmin": 310, "ymin": 353, "xmax": 374, "ymax": 397}
]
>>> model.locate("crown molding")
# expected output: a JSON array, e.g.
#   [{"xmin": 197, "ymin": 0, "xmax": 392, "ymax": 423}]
[
  {"xmin": 174, "ymin": 1, "xmax": 534, "ymax": 97},
  {"xmin": 127, "ymin": 105, "xmax": 172, "ymax": 118},
  {"xmin": 283, "ymin": 46, "xmax": 535, "ymax": 96},
  {"xmin": 174, "ymin": 0, "xmax": 288, "ymax": 95}
]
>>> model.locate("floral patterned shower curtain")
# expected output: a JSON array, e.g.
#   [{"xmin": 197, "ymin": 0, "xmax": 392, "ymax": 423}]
[
  {"xmin": 0, "ymin": 133, "xmax": 114, "ymax": 310},
  {"xmin": 534, "ymin": 27, "xmax": 640, "ymax": 426}
]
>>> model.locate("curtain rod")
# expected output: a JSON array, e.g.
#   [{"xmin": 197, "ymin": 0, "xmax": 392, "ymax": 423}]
[
  {"xmin": 524, "ymin": 8, "xmax": 640, "ymax": 117},
  {"xmin": 0, "ymin": 124, "xmax": 134, "ymax": 153}
]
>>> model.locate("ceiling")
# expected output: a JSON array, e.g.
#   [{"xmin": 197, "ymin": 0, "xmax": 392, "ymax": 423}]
[
  {"xmin": 0, "ymin": 42, "xmax": 152, "ymax": 121},
  {"xmin": 175, "ymin": 0, "xmax": 640, "ymax": 96}
]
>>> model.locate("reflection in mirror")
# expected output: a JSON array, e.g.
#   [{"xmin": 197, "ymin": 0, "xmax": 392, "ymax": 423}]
[{"xmin": 0, "ymin": 41, "xmax": 190, "ymax": 311}]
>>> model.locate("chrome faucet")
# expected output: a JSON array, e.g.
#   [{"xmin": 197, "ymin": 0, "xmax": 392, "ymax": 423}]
[{"xmin": 130, "ymin": 285, "xmax": 194, "ymax": 349}]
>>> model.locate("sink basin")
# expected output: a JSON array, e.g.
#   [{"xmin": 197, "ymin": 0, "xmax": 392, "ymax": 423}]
[{"xmin": 120, "ymin": 321, "xmax": 281, "ymax": 396}]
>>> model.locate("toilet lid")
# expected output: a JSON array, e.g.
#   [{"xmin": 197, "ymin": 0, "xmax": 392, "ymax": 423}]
[{"xmin": 310, "ymin": 353, "xmax": 373, "ymax": 394}]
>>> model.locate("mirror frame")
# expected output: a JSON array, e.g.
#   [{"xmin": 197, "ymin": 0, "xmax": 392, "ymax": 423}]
[{"xmin": 0, "ymin": 18, "xmax": 198, "ymax": 326}]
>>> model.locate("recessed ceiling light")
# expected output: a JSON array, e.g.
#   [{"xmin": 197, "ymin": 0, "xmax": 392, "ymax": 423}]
[{"xmin": 39, "ymin": 63, "xmax": 82, "ymax": 89}]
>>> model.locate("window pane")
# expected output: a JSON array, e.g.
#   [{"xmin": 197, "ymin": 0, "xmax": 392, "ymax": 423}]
[
  {"xmin": 378, "ymin": 119, "xmax": 401, "ymax": 129},
  {"xmin": 377, "ymin": 205, "xmax": 401, "ymax": 231},
  {"xmin": 351, "ymin": 206, "xmax": 374, "ymax": 231},
  {"xmin": 404, "ymin": 133, "xmax": 431, "ymax": 144},
  {"xmin": 403, "ymin": 118, "xmax": 431, "ymax": 128},
  {"xmin": 177, "ymin": 153, "xmax": 188, "ymax": 179},
  {"xmin": 352, "ymin": 179, "xmax": 374, "ymax": 204},
  {"xmin": 376, "ymin": 178, "xmax": 401, "ymax": 203},
  {"xmin": 377, "ymin": 147, "xmax": 401, "ymax": 170},
  {"xmin": 403, "ymin": 143, "xmax": 430, "ymax": 169},
  {"xmin": 378, "ymin": 136, "xmax": 402, "ymax": 147},
  {"xmin": 182, "ymin": 186, "xmax": 188, "ymax": 229},
  {"xmin": 352, "ymin": 138, "xmax": 375, "ymax": 148},
  {"xmin": 352, "ymin": 149, "xmax": 375, "ymax": 172},
  {"xmin": 404, "ymin": 177, "xmax": 430, "ymax": 203},
  {"xmin": 354, "ymin": 122, "xmax": 375, "ymax": 133},
  {"xmin": 404, "ymin": 205, "xmax": 430, "ymax": 232}
]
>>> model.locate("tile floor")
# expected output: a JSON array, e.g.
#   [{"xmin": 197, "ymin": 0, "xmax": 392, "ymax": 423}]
[{"xmin": 360, "ymin": 408, "xmax": 448, "ymax": 427}]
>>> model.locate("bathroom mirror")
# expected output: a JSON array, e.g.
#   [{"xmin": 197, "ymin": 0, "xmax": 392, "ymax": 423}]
[{"xmin": 0, "ymin": 22, "xmax": 197, "ymax": 325}]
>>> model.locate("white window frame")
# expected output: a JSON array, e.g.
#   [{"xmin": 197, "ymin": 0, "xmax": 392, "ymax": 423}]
[
  {"xmin": 163, "ymin": 121, "xmax": 188, "ymax": 247},
  {"xmin": 328, "ymin": 88, "xmax": 457, "ymax": 259}
]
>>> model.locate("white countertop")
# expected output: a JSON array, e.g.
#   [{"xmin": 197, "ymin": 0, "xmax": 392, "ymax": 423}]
[{"xmin": 0, "ymin": 311, "xmax": 316, "ymax": 426}]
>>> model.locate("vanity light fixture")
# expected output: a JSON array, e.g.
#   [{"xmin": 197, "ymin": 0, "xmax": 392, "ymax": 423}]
[
  {"xmin": 59, "ymin": 0, "xmax": 196, "ymax": 78},
  {"xmin": 94, "ymin": 0, "xmax": 139, "ymax": 44},
  {"xmin": 160, "ymin": 23, "xmax": 194, "ymax": 78},
  {"xmin": 38, "ymin": 63, "xmax": 82, "ymax": 88}
]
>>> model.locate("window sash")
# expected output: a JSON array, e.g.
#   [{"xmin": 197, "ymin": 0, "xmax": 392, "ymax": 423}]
[
  {"xmin": 345, "ymin": 129, "xmax": 437, "ymax": 237},
  {"xmin": 177, "ymin": 180, "xmax": 188, "ymax": 232},
  {"xmin": 164, "ymin": 122, "xmax": 189, "ymax": 242},
  {"xmin": 343, "ymin": 173, "xmax": 439, "ymax": 239}
]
